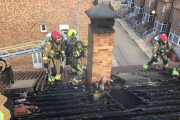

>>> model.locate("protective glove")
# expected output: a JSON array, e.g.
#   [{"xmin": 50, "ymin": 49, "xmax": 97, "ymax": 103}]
[
  {"xmin": 44, "ymin": 63, "xmax": 48, "ymax": 68},
  {"xmin": 62, "ymin": 57, "xmax": 64, "ymax": 61}
]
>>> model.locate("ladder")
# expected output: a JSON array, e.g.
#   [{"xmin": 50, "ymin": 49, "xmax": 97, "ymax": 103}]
[{"xmin": 0, "ymin": 40, "xmax": 45, "ymax": 59}]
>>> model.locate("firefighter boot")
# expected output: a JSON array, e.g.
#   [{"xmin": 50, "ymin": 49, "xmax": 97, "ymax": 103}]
[
  {"xmin": 170, "ymin": 75, "xmax": 178, "ymax": 81},
  {"xmin": 142, "ymin": 64, "xmax": 148, "ymax": 71}
]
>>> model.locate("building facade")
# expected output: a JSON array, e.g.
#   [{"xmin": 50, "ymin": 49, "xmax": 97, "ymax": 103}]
[
  {"xmin": 134, "ymin": 0, "xmax": 144, "ymax": 20},
  {"xmin": 127, "ymin": 0, "xmax": 134, "ymax": 13},
  {"xmin": 0, "ymin": 0, "xmax": 92, "ymax": 71},
  {"xmin": 168, "ymin": 4, "xmax": 180, "ymax": 46},
  {"xmin": 142, "ymin": 0, "xmax": 157, "ymax": 30}
]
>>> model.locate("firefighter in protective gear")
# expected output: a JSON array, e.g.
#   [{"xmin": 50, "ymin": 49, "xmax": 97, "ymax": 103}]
[
  {"xmin": 0, "ymin": 58, "xmax": 14, "ymax": 85},
  {"xmin": 0, "ymin": 61, "xmax": 14, "ymax": 120},
  {"xmin": 142, "ymin": 34, "xmax": 171, "ymax": 70},
  {"xmin": 0, "ymin": 92, "xmax": 14, "ymax": 120},
  {"xmin": 42, "ymin": 30, "xmax": 65, "ymax": 86},
  {"xmin": 171, "ymin": 66, "xmax": 180, "ymax": 80},
  {"xmin": 68, "ymin": 29, "xmax": 88, "ymax": 76}
]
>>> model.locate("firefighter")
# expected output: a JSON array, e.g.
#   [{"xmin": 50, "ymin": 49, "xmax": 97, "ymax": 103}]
[
  {"xmin": 0, "ymin": 92, "xmax": 14, "ymax": 120},
  {"xmin": 0, "ymin": 58, "xmax": 14, "ymax": 85},
  {"xmin": 67, "ymin": 29, "xmax": 88, "ymax": 76},
  {"xmin": 42, "ymin": 30, "xmax": 65, "ymax": 87},
  {"xmin": 0, "ymin": 61, "xmax": 14, "ymax": 120},
  {"xmin": 142, "ymin": 34, "xmax": 171, "ymax": 71},
  {"xmin": 170, "ymin": 64, "xmax": 180, "ymax": 80}
]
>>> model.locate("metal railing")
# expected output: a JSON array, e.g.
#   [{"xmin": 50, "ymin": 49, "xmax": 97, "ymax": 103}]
[
  {"xmin": 133, "ymin": 19, "xmax": 143, "ymax": 28},
  {"xmin": 125, "ymin": 12, "xmax": 135, "ymax": 20},
  {"xmin": 0, "ymin": 40, "xmax": 45, "ymax": 59},
  {"xmin": 121, "ymin": 7, "xmax": 128, "ymax": 15},
  {"xmin": 143, "ymin": 28, "xmax": 156, "ymax": 41}
]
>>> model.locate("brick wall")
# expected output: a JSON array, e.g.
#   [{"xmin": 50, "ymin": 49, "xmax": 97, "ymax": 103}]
[
  {"xmin": 144, "ymin": 0, "xmax": 158, "ymax": 13},
  {"xmin": 135, "ymin": 0, "xmax": 145, "ymax": 6},
  {"xmin": 135, "ymin": 14, "xmax": 143, "ymax": 20},
  {"xmin": 128, "ymin": 7, "xmax": 134, "ymax": 13},
  {"xmin": 0, "ymin": 0, "xmax": 92, "ymax": 71},
  {"xmin": 87, "ymin": 25, "xmax": 114, "ymax": 84},
  {"xmin": 169, "ymin": 0, "xmax": 180, "ymax": 23},
  {"xmin": 156, "ymin": 1, "xmax": 173, "ymax": 22},
  {"xmin": 145, "ymin": 21, "xmax": 154, "ymax": 29},
  {"xmin": 171, "ymin": 9, "xmax": 180, "ymax": 34},
  {"xmin": 87, "ymin": 25, "xmax": 93, "ymax": 84}
]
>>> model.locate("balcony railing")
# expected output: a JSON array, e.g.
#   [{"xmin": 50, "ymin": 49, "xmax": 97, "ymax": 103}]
[
  {"xmin": 133, "ymin": 19, "xmax": 143, "ymax": 29},
  {"xmin": 143, "ymin": 28, "xmax": 156, "ymax": 41},
  {"xmin": 121, "ymin": 7, "xmax": 128, "ymax": 15},
  {"xmin": 125, "ymin": 12, "xmax": 135, "ymax": 20}
]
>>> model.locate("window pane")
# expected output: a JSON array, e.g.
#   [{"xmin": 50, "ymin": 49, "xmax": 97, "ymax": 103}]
[
  {"xmin": 162, "ymin": 24, "xmax": 167, "ymax": 32},
  {"xmin": 149, "ymin": 15, "xmax": 153, "ymax": 22},
  {"xmin": 37, "ymin": 52, "xmax": 42, "ymax": 63},
  {"xmin": 158, "ymin": 23, "xmax": 161, "ymax": 31},
  {"xmin": 33, "ymin": 53, "xmax": 37, "ymax": 63},
  {"xmin": 131, "ymin": 3, "xmax": 134, "ymax": 7},
  {"xmin": 139, "ymin": 7, "xmax": 143, "ymax": 14},
  {"xmin": 42, "ymin": 27, "xmax": 46, "ymax": 30},
  {"xmin": 174, "ymin": 36, "xmax": 179, "ymax": 45},
  {"xmin": 168, "ymin": 33, "xmax": 172, "ymax": 43}
]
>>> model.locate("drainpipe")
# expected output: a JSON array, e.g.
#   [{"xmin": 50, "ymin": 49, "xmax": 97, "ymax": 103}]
[{"xmin": 167, "ymin": 0, "xmax": 174, "ymax": 36}]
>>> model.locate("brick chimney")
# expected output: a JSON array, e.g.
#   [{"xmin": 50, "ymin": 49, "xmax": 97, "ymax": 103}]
[
  {"xmin": 85, "ymin": 3, "xmax": 120, "ymax": 86},
  {"xmin": 87, "ymin": 20, "xmax": 115, "ymax": 85}
]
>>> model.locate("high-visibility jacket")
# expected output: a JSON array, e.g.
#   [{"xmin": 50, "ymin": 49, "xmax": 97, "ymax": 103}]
[
  {"xmin": 42, "ymin": 40, "xmax": 65, "ymax": 64},
  {"xmin": 0, "ymin": 93, "xmax": 12, "ymax": 120}
]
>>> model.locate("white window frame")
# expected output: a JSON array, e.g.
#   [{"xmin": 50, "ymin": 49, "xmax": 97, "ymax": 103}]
[
  {"xmin": 59, "ymin": 24, "xmax": 69, "ymax": 35},
  {"xmin": 168, "ymin": 29, "xmax": 180, "ymax": 46},
  {"xmin": 149, "ymin": 0, "xmax": 151, "ymax": 7},
  {"xmin": 128, "ymin": 0, "xmax": 134, "ymax": 8},
  {"xmin": 32, "ymin": 52, "xmax": 43, "ymax": 68},
  {"xmin": 40, "ymin": 25, "xmax": 47, "ymax": 32},
  {"xmin": 153, "ymin": 19, "xmax": 168, "ymax": 32},
  {"xmin": 142, "ymin": 12, "xmax": 154, "ymax": 22},
  {"xmin": 162, "ymin": 5, "xmax": 166, "ymax": 15},
  {"xmin": 134, "ymin": 5, "xmax": 141, "ymax": 14}
]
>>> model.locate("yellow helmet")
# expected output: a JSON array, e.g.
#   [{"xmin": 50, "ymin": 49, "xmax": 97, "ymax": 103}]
[{"xmin": 68, "ymin": 29, "xmax": 77, "ymax": 38}]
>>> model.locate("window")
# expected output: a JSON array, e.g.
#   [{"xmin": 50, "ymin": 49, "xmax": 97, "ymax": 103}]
[
  {"xmin": 161, "ymin": 22, "xmax": 167, "ymax": 32},
  {"xmin": 149, "ymin": 13, "xmax": 154, "ymax": 22},
  {"xmin": 149, "ymin": 0, "xmax": 151, "ymax": 7},
  {"xmin": 134, "ymin": 5, "xmax": 143, "ymax": 14},
  {"xmin": 40, "ymin": 25, "xmax": 47, "ymax": 32},
  {"xmin": 128, "ymin": 0, "xmax": 134, "ymax": 8},
  {"xmin": 32, "ymin": 52, "xmax": 43, "ymax": 68},
  {"xmin": 179, "ymin": 22, "xmax": 180, "ymax": 27},
  {"xmin": 142, "ymin": 12, "xmax": 154, "ymax": 22},
  {"xmin": 162, "ymin": 5, "xmax": 166, "ymax": 15},
  {"xmin": 168, "ymin": 29, "xmax": 180, "ymax": 45},
  {"xmin": 153, "ymin": 19, "xmax": 168, "ymax": 32},
  {"xmin": 59, "ymin": 24, "xmax": 69, "ymax": 35},
  {"xmin": 139, "ymin": 6, "xmax": 143, "ymax": 14}
]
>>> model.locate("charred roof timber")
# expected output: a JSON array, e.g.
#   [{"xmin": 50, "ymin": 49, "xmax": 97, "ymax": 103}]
[{"xmin": 85, "ymin": 3, "xmax": 120, "ymax": 33}]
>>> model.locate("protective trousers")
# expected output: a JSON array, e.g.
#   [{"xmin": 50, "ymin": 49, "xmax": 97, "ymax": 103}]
[
  {"xmin": 48, "ymin": 58, "xmax": 63, "ymax": 85},
  {"xmin": 143, "ymin": 54, "xmax": 168, "ymax": 70},
  {"xmin": 0, "ymin": 93, "xmax": 14, "ymax": 120},
  {"xmin": 71, "ymin": 57, "xmax": 83, "ymax": 76}
]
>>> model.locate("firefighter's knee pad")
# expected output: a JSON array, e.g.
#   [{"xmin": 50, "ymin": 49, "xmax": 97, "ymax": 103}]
[
  {"xmin": 60, "ymin": 66, "xmax": 63, "ymax": 74},
  {"xmin": 51, "ymin": 67, "xmax": 57, "ymax": 77}
]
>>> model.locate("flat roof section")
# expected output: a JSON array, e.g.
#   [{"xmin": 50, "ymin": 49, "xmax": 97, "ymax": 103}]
[{"xmin": 2, "ymin": 79, "xmax": 38, "ymax": 94}]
